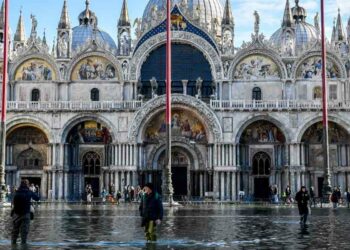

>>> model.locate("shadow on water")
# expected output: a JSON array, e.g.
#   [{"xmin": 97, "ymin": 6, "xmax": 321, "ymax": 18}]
[{"xmin": 0, "ymin": 204, "xmax": 350, "ymax": 249}]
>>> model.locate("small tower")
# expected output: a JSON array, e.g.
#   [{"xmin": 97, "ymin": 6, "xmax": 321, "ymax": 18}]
[
  {"xmin": 0, "ymin": 1, "xmax": 4, "ymax": 42},
  {"xmin": 117, "ymin": 0, "xmax": 131, "ymax": 56},
  {"xmin": 221, "ymin": 0, "xmax": 234, "ymax": 55},
  {"xmin": 13, "ymin": 9, "xmax": 26, "ymax": 51},
  {"xmin": 57, "ymin": 0, "xmax": 71, "ymax": 58},
  {"xmin": 282, "ymin": 0, "xmax": 293, "ymax": 28},
  {"xmin": 334, "ymin": 8, "xmax": 346, "ymax": 43}
]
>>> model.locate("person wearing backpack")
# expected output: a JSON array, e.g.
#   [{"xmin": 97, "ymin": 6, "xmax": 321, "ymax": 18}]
[
  {"xmin": 139, "ymin": 183, "xmax": 163, "ymax": 242},
  {"xmin": 11, "ymin": 179, "xmax": 40, "ymax": 245}
]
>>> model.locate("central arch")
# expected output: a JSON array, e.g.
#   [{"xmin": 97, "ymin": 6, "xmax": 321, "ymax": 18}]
[{"xmin": 140, "ymin": 43, "xmax": 213, "ymax": 99}]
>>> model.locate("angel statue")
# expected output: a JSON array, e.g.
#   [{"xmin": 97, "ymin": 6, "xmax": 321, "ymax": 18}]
[
  {"xmin": 30, "ymin": 14, "xmax": 38, "ymax": 34},
  {"xmin": 133, "ymin": 18, "xmax": 142, "ymax": 38},
  {"xmin": 253, "ymin": 11, "xmax": 260, "ymax": 35}
]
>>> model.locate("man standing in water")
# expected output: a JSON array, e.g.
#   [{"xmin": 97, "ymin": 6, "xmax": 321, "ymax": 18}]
[
  {"xmin": 295, "ymin": 186, "xmax": 310, "ymax": 227},
  {"xmin": 139, "ymin": 183, "xmax": 163, "ymax": 242},
  {"xmin": 11, "ymin": 179, "xmax": 40, "ymax": 245}
]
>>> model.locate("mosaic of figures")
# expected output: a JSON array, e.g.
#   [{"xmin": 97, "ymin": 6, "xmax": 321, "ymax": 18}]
[
  {"xmin": 7, "ymin": 127, "xmax": 48, "ymax": 145},
  {"xmin": 145, "ymin": 109, "xmax": 207, "ymax": 143},
  {"xmin": 297, "ymin": 57, "xmax": 340, "ymax": 79},
  {"xmin": 15, "ymin": 59, "xmax": 55, "ymax": 81},
  {"xmin": 309, "ymin": 146, "xmax": 337, "ymax": 168},
  {"xmin": 234, "ymin": 55, "xmax": 281, "ymax": 81},
  {"xmin": 240, "ymin": 121, "xmax": 286, "ymax": 144},
  {"xmin": 72, "ymin": 56, "xmax": 117, "ymax": 81},
  {"xmin": 301, "ymin": 122, "xmax": 349, "ymax": 144},
  {"xmin": 67, "ymin": 121, "xmax": 111, "ymax": 144}
]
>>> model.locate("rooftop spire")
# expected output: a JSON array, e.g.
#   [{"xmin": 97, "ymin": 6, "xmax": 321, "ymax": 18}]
[
  {"xmin": 222, "ymin": 0, "xmax": 234, "ymax": 26},
  {"xmin": 43, "ymin": 29, "xmax": 47, "ymax": 45},
  {"xmin": 14, "ymin": 8, "xmax": 25, "ymax": 42},
  {"xmin": 0, "ymin": 1, "xmax": 4, "ymax": 29},
  {"xmin": 58, "ymin": 0, "xmax": 71, "ymax": 29},
  {"xmin": 335, "ymin": 8, "xmax": 345, "ymax": 42},
  {"xmin": 331, "ymin": 18, "xmax": 336, "ymax": 43},
  {"xmin": 282, "ymin": 0, "xmax": 293, "ymax": 28},
  {"xmin": 118, "ymin": 0, "xmax": 130, "ymax": 27}
]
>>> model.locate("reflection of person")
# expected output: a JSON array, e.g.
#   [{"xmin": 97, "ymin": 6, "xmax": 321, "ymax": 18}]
[
  {"xmin": 11, "ymin": 179, "xmax": 40, "ymax": 245},
  {"xmin": 295, "ymin": 186, "xmax": 310, "ymax": 227},
  {"xmin": 139, "ymin": 183, "xmax": 163, "ymax": 242}
]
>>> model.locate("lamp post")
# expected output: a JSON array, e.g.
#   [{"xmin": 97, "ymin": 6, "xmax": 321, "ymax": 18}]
[
  {"xmin": 0, "ymin": 0, "xmax": 9, "ymax": 203},
  {"xmin": 320, "ymin": 0, "xmax": 332, "ymax": 198},
  {"xmin": 162, "ymin": 0, "xmax": 174, "ymax": 206}
]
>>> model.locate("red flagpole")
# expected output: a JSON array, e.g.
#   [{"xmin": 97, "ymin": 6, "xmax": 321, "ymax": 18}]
[
  {"xmin": 0, "ymin": 0, "xmax": 9, "ymax": 202},
  {"xmin": 164, "ymin": 0, "xmax": 174, "ymax": 205},
  {"xmin": 320, "ymin": 0, "xmax": 331, "ymax": 197}
]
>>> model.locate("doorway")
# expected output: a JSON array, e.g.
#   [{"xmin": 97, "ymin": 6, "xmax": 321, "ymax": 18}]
[
  {"xmin": 172, "ymin": 167, "xmax": 187, "ymax": 199},
  {"xmin": 318, "ymin": 177, "xmax": 324, "ymax": 198},
  {"xmin": 254, "ymin": 177, "xmax": 270, "ymax": 200},
  {"xmin": 22, "ymin": 177, "xmax": 41, "ymax": 187},
  {"xmin": 85, "ymin": 177, "xmax": 100, "ymax": 198}
]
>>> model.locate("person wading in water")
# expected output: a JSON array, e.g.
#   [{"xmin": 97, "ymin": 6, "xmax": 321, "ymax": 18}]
[{"xmin": 139, "ymin": 183, "xmax": 163, "ymax": 242}]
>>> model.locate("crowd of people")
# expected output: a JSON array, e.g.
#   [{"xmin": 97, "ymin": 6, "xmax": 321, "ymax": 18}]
[{"xmin": 84, "ymin": 184, "xmax": 144, "ymax": 204}]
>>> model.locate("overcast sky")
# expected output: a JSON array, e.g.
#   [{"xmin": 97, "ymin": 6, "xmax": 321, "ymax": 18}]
[{"xmin": 8, "ymin": 0, "xmax": 350, "ymax": 48}]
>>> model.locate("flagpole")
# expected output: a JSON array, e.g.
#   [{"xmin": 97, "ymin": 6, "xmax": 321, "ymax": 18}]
[
  {"xmin": 0, "ymin": 0, "xmax": 9, "ymax": 203},
  {"xmin": 163, "ymin": 0, "xmax": 174, "ymax": 205},
  {"xmin": 320, "ymin": 0, "xmax": 331, "ymax": 198}
]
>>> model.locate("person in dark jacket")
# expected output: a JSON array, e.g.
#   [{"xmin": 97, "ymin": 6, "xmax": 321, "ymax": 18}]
[
  {"xmin": 346, "ymin": 188, "xmax": 350, "ymax": 208},
  {"xmin": 309, "ymin": 186, "xmax": 316, "ymax": 208},
  {"xmin": 139, "ymin": 183, "xmax": 163, "ymax": 242},
  {"xmin": 295, "ymin": 186, "xmax": 310, "ymax": 226},
  {"xmin": 11, "ymin": 179, "xmax": 40, "ymax": 245}
]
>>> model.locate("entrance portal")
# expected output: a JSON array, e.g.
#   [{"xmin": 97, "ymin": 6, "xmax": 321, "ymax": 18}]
[
  {"xmin": 85, "ymin": 177, "xmax": 100, "ymax": 198},
  {"xmin": 254, "ymin": 178, "xmax": 270, "ymax": 200},
  {"xmin": 172, "ymin": 167, "xmax": 187, "ymax": 199},
  {"xmin": 23, "ymin": 177, "xmax": 41, "ymax": 187},
  {"xmin": 157, "ymin": 149, "xmax": 190, "ymax": 200}
]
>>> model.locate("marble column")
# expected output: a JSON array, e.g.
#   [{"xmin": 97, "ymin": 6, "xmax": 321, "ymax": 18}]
[
  {"xmin": 114, "ymin": 171, "xmax": 119, "ymax": 191},
  {"xmin": 231, "ymin": 172, "xmax": 236, "ymax": 201},
  {"xmin": 296, "ymin": 171, "xmax": 301, "ymax": 191},
  {"xmin": 64, "ymin": 171, "xmax": 68, "ymax": 200},
  {"xmin": 290, "ymin": 171, "xmax": 296, "ymax": 194},
  {"xmin": 126, "ymin": 171, "xmax": 130, "ymax": 186},
  {"xmin": 199, "ymin": 172, "xmax": 203, "ymax": 197},
  {"xmin": 213, "ymin": 171, "xmax": 219, "ymax": 199},
  {"xmin": 58, "ymin": 171, "xmax": 63, "ymax": 200},
  {"xmin": 104, "ymin": 171, "xmax": 109, "ymax": 189},
  {"xmin": 220, "ymin": 172, "xmax": 225, "ymax": 200},
  {"xmin": 226, "ymin": 172, "xmax": 231, "ymax": 200},
  {"xmin": 182, "ymin": 80, "xmax": 188, "ymax": 95},
  {"xmin": 42, "ymin": 171, "xmax": 48, "ymax": 199},
  {"xmin": 52, "ymin": 171, "xmax": 56, "ymax": 200}
]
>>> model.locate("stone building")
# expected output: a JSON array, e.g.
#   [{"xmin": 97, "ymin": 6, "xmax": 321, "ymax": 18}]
[{"xmin": 2, "ymin": 0, "xmax": 350, "ymax": 200}]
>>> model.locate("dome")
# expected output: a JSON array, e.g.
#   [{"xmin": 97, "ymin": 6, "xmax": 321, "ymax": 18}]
[
  {"xmin": 72, "ymin": 0, "xmax": 117, "ymax": 52},
  {"xmin": 72, "ymin": 25, "xmax": 117, "ymax": 51},
  {"xmin": 142, "ymin": 0, "xmax": 223, "ymax": 31},
  {"xmin": 270, "ymin": 0, "xmax": 319, "ymax": 51},
  {"xmin": 270, "ymin": 22, "xmax": 319, "ymax": 50}
]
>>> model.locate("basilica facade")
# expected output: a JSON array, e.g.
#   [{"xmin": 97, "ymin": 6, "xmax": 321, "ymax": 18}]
[{"xmin": 2, "ymin": 0, "xmax": 350, "ymax": 201}]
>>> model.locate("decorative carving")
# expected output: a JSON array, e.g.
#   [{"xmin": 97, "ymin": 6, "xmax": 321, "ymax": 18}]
[
  {"xmin": 297, "ymin": 56, "xmax": 340, "ymax": 79},
  {"xmin": 128, "ymin": 94, "xmax": 222, "ymax": 143},
  {"xmin": 234, "ymin": 55, "xmax": 281, "ymax": 80},
  {"xmin": 57, "ymin": 32, "xmax": 69, "ymax": 58}
]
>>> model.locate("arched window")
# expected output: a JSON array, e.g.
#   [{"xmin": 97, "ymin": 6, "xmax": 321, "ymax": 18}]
[
  {"xmin": 252, "ymin": 152, "xmax": 271, "ymax": 176},
  {"xmin": 91, "ymin": 88, "xmax": 99, "ymax": 101},
  {"xmin": 31, "ymin": 89, "xmax": 40, "ymax": 102},
  {"xmin": 252, "ymin": 87, "xmax": 262, "ymax": 100},
  {"xmin": 313, "ymin": 86, "xmax": 322, "ymax": 99},
  {"xmin": 83, "ymin": 152, "xmax": 101, "ymax": 175}
]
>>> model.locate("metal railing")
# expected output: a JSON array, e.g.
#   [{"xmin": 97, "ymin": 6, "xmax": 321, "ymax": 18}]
[
  {"xmin": 5, "ymin": 100, "xmax": 143, "ymax": 112},
  {"xmin": 210, "ymin": 99, "xmax": 350, "ymax": 111}
]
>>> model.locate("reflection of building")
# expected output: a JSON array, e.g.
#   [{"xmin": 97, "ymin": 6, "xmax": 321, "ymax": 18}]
[{"xmin": 3, "ymin": 0, "xmax": 350, "ymax": 201}]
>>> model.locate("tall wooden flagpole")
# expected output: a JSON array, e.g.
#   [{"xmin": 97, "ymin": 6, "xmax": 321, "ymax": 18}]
[
  {"xmin": 0, "ymin": 0, "xmax": 9, "ymax": 203},
  {"xmin": 320, "ymin": 0, "xmax": 331, "ymax": 197},
  {"xmin": 163, "ymin": 0, "xmax": 174, "ymax": 205}
]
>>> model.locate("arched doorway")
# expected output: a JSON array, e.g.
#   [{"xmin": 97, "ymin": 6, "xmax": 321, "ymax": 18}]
[
  {"xmin": 252, "ymin": 152, "xmax": 271, "ymax": 200},
  {"xmin": 65, "ymin": 120, "xmax": 112, "ymax": 200},
  {"xmin": 301, "ymin": 121, "xmax": 350, "ymax": 197},
  {"xmin": 6, "ymin": 126, "xmax": 49, "ymax": 197},
  {"xmin": 158, "ymin": 150, "xmax": 190, "ymax": 200},
  {"xmin": 83, "ymin": 152, "xmax": 101, "ymax": 197},
  {"xmin": 140, "ymin": 44, "xmax": 213, "ymax": 100}
]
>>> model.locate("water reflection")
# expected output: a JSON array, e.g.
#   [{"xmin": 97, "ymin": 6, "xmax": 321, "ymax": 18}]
[{"xmin": 0, "ymin": 204, "xmax": 349, "ymax": 249}]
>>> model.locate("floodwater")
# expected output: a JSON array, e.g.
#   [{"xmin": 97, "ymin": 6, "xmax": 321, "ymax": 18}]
[{"xmin": 0, "ymin": 203, "xmax": 349, "ymax": 250}]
